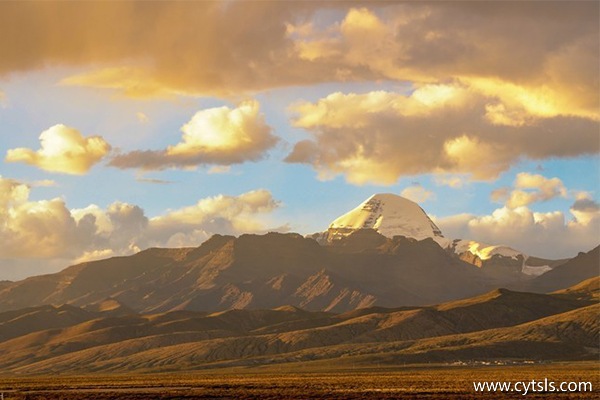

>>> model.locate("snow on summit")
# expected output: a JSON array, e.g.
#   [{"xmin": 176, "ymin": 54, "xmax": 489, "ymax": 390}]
[
  {"xmin": 319, "ymin": 193, "xmax": 553, "ymax": 278},
  {"xmin": 327, "ymin": 193, "xmax": 444, "ymax": 241}
]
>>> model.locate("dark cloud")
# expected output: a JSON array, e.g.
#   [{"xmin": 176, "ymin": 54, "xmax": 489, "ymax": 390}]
[{"xmin": 571, "ymin": 198, "xmax": 600, "ymax": 213}]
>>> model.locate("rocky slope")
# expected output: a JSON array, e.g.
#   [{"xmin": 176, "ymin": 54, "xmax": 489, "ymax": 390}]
[{"xmin": 0, "ymin": 280, "xmax": 595, "ymax": 374}]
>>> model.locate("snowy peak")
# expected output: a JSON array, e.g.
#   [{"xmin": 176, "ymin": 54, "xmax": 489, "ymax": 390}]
[
  {"xmin": 316, "ymin": 193, "xmax": 560, "ymax": 280},
  {"xmin": 326, "ymin": 193, "xmax": 444, "ymax": 242},
  {"xmin": 453, "ymin": 240, "xmax": 522, "ymax": 261}
]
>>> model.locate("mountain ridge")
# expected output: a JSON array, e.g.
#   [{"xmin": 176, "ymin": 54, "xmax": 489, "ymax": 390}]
[{"xmin": 0, "ymin": 230, "xmax": 597, "ymax": 315}]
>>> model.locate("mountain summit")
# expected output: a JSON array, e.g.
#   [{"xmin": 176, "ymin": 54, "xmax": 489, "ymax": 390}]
[
  {"xmin": 316, "ymin": 193, "xmax": 568, "ymax": 280},
  {"xmin": 324, "ymin": 193, "xmax": 444, "ymax": 242}
]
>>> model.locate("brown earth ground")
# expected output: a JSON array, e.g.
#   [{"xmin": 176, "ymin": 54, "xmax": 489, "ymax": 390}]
[{"xmin": 0, "ymin": 362, "xmax": 598, "ymax": 399}]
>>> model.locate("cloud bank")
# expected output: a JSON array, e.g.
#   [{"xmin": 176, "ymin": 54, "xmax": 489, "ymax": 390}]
[
  {"xmin": 0, "ymin": 176, "xmax": 283, "ymax": 264},
  {"xmin": 0, "ymin": 2, "xmax": 595, "ymax": 105},
  {"xmin": 435, "ymin": 178, "xmax": 599, "ymax": 259}
]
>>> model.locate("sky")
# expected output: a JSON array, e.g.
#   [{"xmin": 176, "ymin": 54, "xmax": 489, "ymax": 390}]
[{"xmin": 0, "ymin": 1, "xmax": 598, "ymax": 280}]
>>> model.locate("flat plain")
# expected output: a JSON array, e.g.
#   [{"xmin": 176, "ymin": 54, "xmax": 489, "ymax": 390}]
[{"xmin": 0, "ymin": 362, "xmax": 597, "ymax": 399}]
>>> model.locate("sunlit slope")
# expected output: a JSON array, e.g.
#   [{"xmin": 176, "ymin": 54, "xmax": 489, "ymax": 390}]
[{"xmin": 326, "ymin": 193, "xmax": 444, "ymax": 241}]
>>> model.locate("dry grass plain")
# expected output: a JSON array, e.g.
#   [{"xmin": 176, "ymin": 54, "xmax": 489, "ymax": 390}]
[{"xmin": 0, "ymin": 362, "xmax": 597, "ymax": 399}]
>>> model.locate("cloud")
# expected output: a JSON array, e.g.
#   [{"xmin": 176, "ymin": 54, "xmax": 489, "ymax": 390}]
[
  {"xmin": 400, "ymin": 186, "xmax": 434, "ymax": 203},
  {"xmin": 492, "ymin": 173, "xmax": 567, "ymax": 208},
  {"xmin": 0, "ymin": 176, "xmax": 284, "ymax": 266},
  {"xmin": 289, "ymin": 5, "xmax": 599, "ymax": 118},
  {"xmin": 435, "ymin": 205, "xmax": 600, "ymax": 259},
  {"xmin": 434, "ymin": 174, "xmax": 467, "ymax": 189},
  {"xmin": 285, "ymin": 86, "xmax": 599, "ymax": 185},
  {"xmin": 135, "ymin": 177, "xmax": 174, "ymax": 185},
  {"xmin": 30, "ymin": 179, "xmax": 57, "ymax": 187},
  {"xmin": 148, "ymin": 189, "xmax": 283, "ymax": 247},
  {"xmin": 0, "ymin": 2, "xmax": 595, "ymax": 108},
  {"xmin": 570, "ymin": 196, "xmax": 600, "ymax": 225},
  {"xmin": 110, "ymin": 101, "xmax": 278, "ymax": 170},
  {"xmin": 136, "ymin": 112, "xmax": 149, "ymax": 124},
  {"xmin": 5, "ymin": 124, "xmax": 111, "ymax": 175},
  {"xmin": 207, "ymin": 166, "xmax": 231, "ymax": 175},
  {"xmin": 0, "ymin": 178, "xmax": 82, "ymax": 260},
  {"xmin": 62, "ymin": 67, "xmax": 181, "ymax": 99},
  {"xmin": 0, "ymin": 2, "xmax": 330, "ymax": 98},
  {"xmin": 440, "ymin": 175, "xmax": 597, "ymax": 257},
  {"xmin": 0, "ymin": 176, "xmax": 29, "ymax": 218}
]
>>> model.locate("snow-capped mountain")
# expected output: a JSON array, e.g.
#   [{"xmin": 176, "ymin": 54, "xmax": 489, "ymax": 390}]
[
  {"xmin": 324, "ymin": 193, "xmax": 444, "ymax": 242},
  {"xmin": 317, "ymin": 193, "xmax": 560, "ymax": 279}
]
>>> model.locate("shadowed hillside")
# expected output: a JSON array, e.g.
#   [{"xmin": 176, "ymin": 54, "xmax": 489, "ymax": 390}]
[
  {"xmin": 0, "ymin": 232, "xmax": 494, "ymax": 314},
  {"xmin": 527, "ymin": 246, "xmax": 600, "ymax": 293},
  {"xmin": 0, "ymin": 279, "xmax": 596, "ymax": 375}
]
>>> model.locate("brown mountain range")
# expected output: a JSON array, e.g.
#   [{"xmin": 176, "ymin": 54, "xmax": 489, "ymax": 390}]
[
  {"xmin": 0, "ymin": 277, "xmax": 596, "ymax": 374},
  {"xmin": 0, "ymin": 232, "xmax": 597, "ymax": 315}
]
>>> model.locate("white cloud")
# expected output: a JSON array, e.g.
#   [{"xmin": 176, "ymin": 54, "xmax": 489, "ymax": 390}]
[
  {"xmin": 436, "ymin": 204, "xmax": 599, "ymax": 259},
  {"xmin": 109, "ymin": 101, "xmax": 279, "ymax": 170},
  {"xmin": 0, "ymin": 176, "xmax": 285, "ymax": 271},
  {"xmin": 5, "ymin": 124, "xmax": 111, "ymax": 175},
  {"xmin": 148, "ymin": 189, "xmax": 282, "ymax": 246},
  {"xmin": 289, "ymin": 6, "xmax": 599, "ymax": 121}
]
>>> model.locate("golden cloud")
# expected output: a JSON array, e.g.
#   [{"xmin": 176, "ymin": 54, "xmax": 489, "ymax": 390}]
[
  {"xmin": 110, "ymin": 100, "xmax": 278, "ymax": 170},
  {"xmin": 491, "ymin": 173, "xmax": 567, "ymax": 208},
  {"xmin": 286, "ymin": 87, "xmax": 599, "ymax": 185},
  {"xmin": 5, "ymin": 124, "xmax": 111, "ymax": 175},
  {"xmin": 148, "ymin": 189, "xmax": 283, "ymax": 247},
  {"xmin": 288, "ymin": 5, "xmax": 599, "ymax": 120},
  {"xmin": 0, "ymin": 2, "xmax": 594, "ymax": 107}
]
